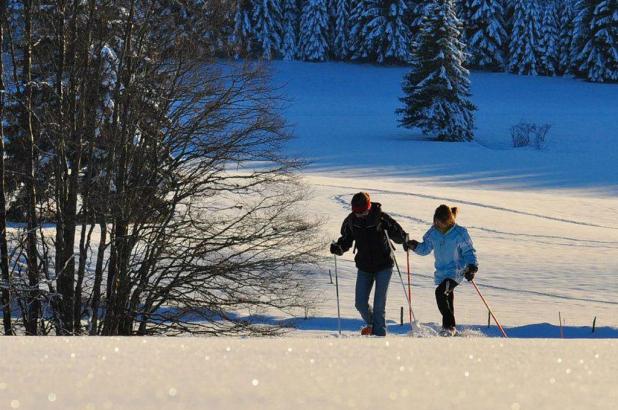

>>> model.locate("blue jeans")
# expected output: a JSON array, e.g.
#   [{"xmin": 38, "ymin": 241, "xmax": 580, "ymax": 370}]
[{"xmin": 355, "ymin": 267, "xmax": 393, "ymax": 336}]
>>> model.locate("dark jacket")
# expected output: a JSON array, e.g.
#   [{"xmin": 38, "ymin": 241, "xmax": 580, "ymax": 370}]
[{"xmin": 335, "ymin": 203, "xmax": 408, "ymax": 273}]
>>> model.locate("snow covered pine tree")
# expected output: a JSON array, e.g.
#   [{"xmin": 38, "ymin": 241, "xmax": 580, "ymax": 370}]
[
  {"xmin": 508, "ymin": 0, "xmax": 543, "ymax": 75},
  {"xmin": 281, "ymin": 0, "xmax": 299, "ymax": 60},
  {"xmin": 462, "ymin": 0, "xmax": 508, "ymax": 70},
  {"xmin": 252, "ymin": 0, "xmax": 283, "ymax": 59},
  {"xmin": 397, "ymin": 0, "xmax": 476, "ymax": 141},
  {"xmin": 233, "ymin": 0, "xmax": 254, "ymax": 57},
  {"xmin": 557, "ymin": 0, "xmax": 576, "ymax": 75},
  {"xmin": 349, "ymin": 0, "xmax": 413, "ymax": 63},
  {"xmin": 572, "ymin": 0, "xmax": 596, "ymax": 75},
  {"xmin": 349, "ymin": 0, "xmax": 371, "ymax": 59},
  {"xmin": 331, "ymin": 0, "xmax": 351, "ymax": 60},
  {"xmin": 299, "ymin": 0, "xmax": 330, "ymax": 61},
  {"xmin": 575, "ymin": 0, "xmax": 618, "ymax": 82},
  {"xmin": 540, "ymin": 0, "xmax": 561, "ymax": 76}
]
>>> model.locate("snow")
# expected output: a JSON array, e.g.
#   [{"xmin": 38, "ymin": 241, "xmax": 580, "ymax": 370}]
[
  {"xmin": 1, "ymin": 337, "xmax": 617, "ymax": 409},
  {"xmin": 2, "ymin": 59, "xmax": 618, "ymax": 408},
  {"xmin": 275, "ymin": 61, "xmax": 618, "ymax": 192},
  {"xmin": 259, "ymin": 60, "xmax": 618, "ymax": 336}
]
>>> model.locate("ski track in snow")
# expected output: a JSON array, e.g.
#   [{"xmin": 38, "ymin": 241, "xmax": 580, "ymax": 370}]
[
  {"xmin": 325, "ymin": 184, "xmax": 618, "ymax": 230},
  {"xmin": 328, "ymin": 190, "xmax": 618, "ymax": 307},
  {"xmin": 332, "ymin": 193, "xmax": 618, "ymax": 248}
]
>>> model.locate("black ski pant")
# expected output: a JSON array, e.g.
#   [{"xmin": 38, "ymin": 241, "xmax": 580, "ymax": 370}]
[{"xmin": 435, "ymin": 279, "xmax": 459, "ymax": 329}]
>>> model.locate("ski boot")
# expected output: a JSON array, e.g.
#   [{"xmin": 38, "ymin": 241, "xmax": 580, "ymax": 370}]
[{"xmin": 360, "ymin": 325, "xmax": 373, "ymax": 336}]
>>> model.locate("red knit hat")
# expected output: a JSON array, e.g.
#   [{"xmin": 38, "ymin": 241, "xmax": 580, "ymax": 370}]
[{"xmin": 351, "ymin": 192, "xmax": 371, "ymax": 213}]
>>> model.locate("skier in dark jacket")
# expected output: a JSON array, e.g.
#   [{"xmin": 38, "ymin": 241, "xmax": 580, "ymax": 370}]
[{"xmin": 330, "ymin": 192, "xmax": 409, "ymax": 336}]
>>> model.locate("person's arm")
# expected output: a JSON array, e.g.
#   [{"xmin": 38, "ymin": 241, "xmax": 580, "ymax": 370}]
[
  {"xmin": 459, "ymin": 228, "xmax": 478, "ymax": 267},
  {"xmin": 335, "ymin": 217, "xmax": 354, "ymax": 253},
  {"xmin": 413, "ymin": 228, "xmax": 434, "ymax": 256},
  {"xmin": 382, "ymin": 212, "xmax": 408, "ymax": 244}
]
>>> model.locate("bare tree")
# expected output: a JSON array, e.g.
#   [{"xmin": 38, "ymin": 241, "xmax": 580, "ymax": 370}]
[{"xmin": 3, "ymin": 0, "xmax": 323, "ymax": 336}]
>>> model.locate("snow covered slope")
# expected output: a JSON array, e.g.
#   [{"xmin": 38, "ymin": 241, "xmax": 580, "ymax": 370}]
[
  {"xmin": 265, "ymin": 61, "xmax": 618, "ymax": 336},
  {"xmin": 1, "ymin": 337, "xmax": 616, "ymax": 409},
  {"xmin": 276, "ymin": 61, "xmax": 618, "ymax": 193},
  {"xmin": 298, "ymin": 177, "xmax": 618, "ymax": 335}
]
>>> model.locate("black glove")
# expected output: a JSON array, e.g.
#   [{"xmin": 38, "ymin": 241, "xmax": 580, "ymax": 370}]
[
  {"xmin": 330, "ymin": 242, "xmax": 344, "ymax": 256},
  {"xmin": 464, "ymin": 264, "xmax": 478, "ymax": 281},
  {"xmin": 403, "ymin": 240, "xmax": 419, "ymax": 252}
]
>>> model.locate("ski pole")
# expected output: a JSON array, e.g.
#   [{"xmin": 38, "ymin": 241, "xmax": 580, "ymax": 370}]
[
  {"xmin": 385, "ymin": 231, "xmax": 415, "ymax": 323},
  {"xmin": 333, "ymin": 250, "xmax": 342, "ymax": 336},
  {"xmin": 405, "ymin": 234, "xmax": 413, "ymax": 326},
  {"xmin": 470, "ymin": 279, "xmax": 507, "ymax": 338}
]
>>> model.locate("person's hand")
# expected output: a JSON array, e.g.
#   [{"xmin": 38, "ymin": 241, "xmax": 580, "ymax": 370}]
[
  {"xmin": 403, "ymin": 240, "xmax": 419, "ymax": 252},
  {"xmin": 330, "ymin": 242, "xmax": 344, "ymax": 256},
  {"xmin": 464, "ymin": 264, "xmax": 478, "ymax": 281}
]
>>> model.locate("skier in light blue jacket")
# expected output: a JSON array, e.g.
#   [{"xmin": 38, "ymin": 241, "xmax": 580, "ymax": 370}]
[{"xmin": 406, "ymin": 204, "xmax": 478, "ymax": 336}]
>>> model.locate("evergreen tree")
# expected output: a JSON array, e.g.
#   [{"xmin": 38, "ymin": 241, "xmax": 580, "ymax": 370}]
[
  {"xmin": 281, "ymin": 0, "xmax": 299, "ymax": 60},
  {"xmin": 465, "ymin": 0, "xmax": 508, "ymax": 70},
  {"xmin": 540, "ymin": 0, "xmax": 560, "ymax": 75},
  {"xmin": 572, "ymin": 0, "xmax": 595, "ymax": 75},
  {"xmin": 557, "ymin": 0, "xmax": 576, "ymax": 74},
  {"xmin": 299, "ymin": 0, "xmax": 330, "ymax": 61},
  {"xmin": 397, "ymin": 0, "xmax": 476, "ymax": 142},
  {"xmin": 457, "ymin": 0, "xmax": 474, "ymax": 44},
  {"xmin": 350, "ymin": 0, "xmax": 413, "ymax": 63},
  {"xmin": 508, "ymin": 0, "xmax": 543, "ymax": 75},
  {"xmin": 332, "ymin": 0, "xmax": 351, "ymax": 59},
  {"xmin": 407, "ymin": 0, "xmax": 429, "ymax": 49},
  {"xmin": 252, "ymin": 0, "xmax": 283, "ymax": 59},
  {"xmin": 502, "ymin": 0, "xmax": 516, "ymax": 64},
  {"xmin": 350, "ymin": 0, "xmax": 374, "ymax": 59},
  {"xmin": 576, "ymin": 0, "xmax": 618, "ymax": 82},
  {"xmin": 233, "ymin": 0, "xmax": 254, "ymax": 57}
]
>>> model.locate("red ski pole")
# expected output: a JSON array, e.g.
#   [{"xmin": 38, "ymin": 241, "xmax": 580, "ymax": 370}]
[
  {"xmin": 406, "ymin": 247, "xmax": 413, "ymax": 325},
  {"xmin": 471, "ymin": 279, "xmax": 507, "ymax": 338}
]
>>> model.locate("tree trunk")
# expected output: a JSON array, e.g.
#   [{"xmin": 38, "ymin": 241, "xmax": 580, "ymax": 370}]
[
  {"xmin": 73, "ymin": 223, "xmax": 94, "ymax": 333},
  {"xmin": 0, "ymin": 0, "xmax": 13, "ymax": 335},
  {"xmin": 24, "ymin": 0, "xmax": 40, "ymax": 336},
  {"xmin": 89, "ymin": 222, "xmax": 106, "ymax": 335}
]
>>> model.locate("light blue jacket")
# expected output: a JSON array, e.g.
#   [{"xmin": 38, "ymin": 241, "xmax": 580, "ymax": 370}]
[{"xmin": 414, "ymin": 224, "xmax": 478, "ymax": 285}]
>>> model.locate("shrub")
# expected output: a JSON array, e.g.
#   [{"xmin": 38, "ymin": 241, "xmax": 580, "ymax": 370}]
[{"xmin": 511, "ymin": 122, "xmax": 552, "ymax": 149}]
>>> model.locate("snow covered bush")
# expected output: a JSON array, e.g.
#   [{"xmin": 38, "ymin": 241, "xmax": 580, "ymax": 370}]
[{"xmin": 511, "ymin": 122, "xmax": 552, "ymax": 149}]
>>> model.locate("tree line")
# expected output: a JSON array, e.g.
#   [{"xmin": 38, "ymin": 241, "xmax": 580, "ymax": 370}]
[{"xmin": 230, "ymin": 0, "xmax": 617, "ymax": 83}]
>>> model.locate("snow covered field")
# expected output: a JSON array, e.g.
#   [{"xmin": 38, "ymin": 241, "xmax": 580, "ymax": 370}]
[
  {"xmin": 3, "ymin": 62, "xmax": 617, "ymax": 410},
  {"xmin": 2, "ymin": 337, "xmax": 617, "ymax": 409},
  {"xmin": 269, "ymin": 61, "xmax": 618, "ymax": 336}
]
